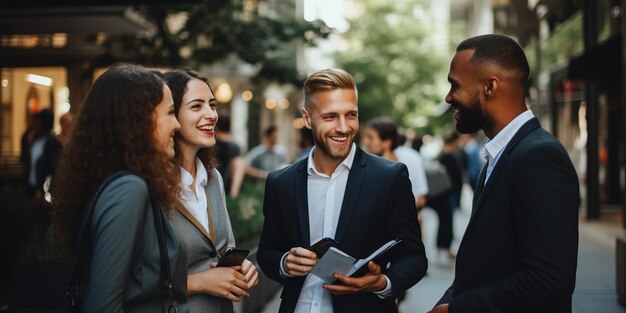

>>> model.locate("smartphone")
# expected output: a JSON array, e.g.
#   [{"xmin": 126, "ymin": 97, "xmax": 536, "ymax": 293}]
[
  {"xmin": 309, "ymin": 237, "xmax": 338, "ymax": 258},
  {"xmin": 216, "ymin": 248, "xmax": 249, "ymax": 267}
]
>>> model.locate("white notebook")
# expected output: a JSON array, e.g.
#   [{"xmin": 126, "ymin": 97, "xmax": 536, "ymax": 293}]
[{"xmin": 310, "ymin": 239, "xmax": 401, "ymax": 284}]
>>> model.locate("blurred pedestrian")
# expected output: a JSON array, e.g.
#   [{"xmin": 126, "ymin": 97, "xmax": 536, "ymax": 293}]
[
  {"xmin": 56, "ymin": 112, "xmax": 74, "ymax": 146},
  {"xmin": 430, "ymin": 34, "xmax": 579, "ymax": 313},
  {"xmin": 164, "ymin": 69, "xmax": 258, "ymax": 312},
  {"xmin": 215, "ymin": 111, "xmax": 245, "ymax": 198},
  {"xmin": 20, "ymin": 109, "xmax": 62, "ymax": 201},
  {"xmin": 462, "ymin": 132, "xmax": 483, "ymax": 190},
  {"xmin": 53, "ymin": 64, "xmax": 189, "ymax": 312},
  {"xmin": 361, "ymin": 117, "xmax": 429, "ymax": 209},
  {"xmin": 294, "ymin": 126, "xmax": 314, "ymax": 162},
  {"xmin": 427, "ymin": 131, "xmax": 463, "ymax": 263},
  {"xmin": 245, "ymin": 125, "xmax": 288, "ymax": 180},
  {"xmin": 258, "ymin": 68, "xmax": 427, "ymax": 313}
]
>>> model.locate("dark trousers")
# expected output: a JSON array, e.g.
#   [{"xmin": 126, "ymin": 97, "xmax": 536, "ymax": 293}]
[{"xmin": 429, "ymin": 195, "xmax": 453, "ymax": 249}]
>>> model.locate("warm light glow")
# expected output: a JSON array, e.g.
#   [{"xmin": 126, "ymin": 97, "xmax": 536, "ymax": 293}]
[
  {"xmin": 1, "ymin": 79, "xmax": 7, "ymax": 88},
  {"xmin": 215, "ymin": 83, "xmax": 233, "ymax": 103},
  {"xmin": 26, "ymin": 74, "xmax": 53, "ymax": 87},
  {"xmin": 265, "ymin": 99, "xmax": 277, "ymax": 109},
  {"xmin": 242, "ymin": 90, "xmax": 253, "ymax": 101},
  {"xmin": 278, "ymin": 98, "xmax": 290, "ymax": 109},
  {"xmin": 293, "ymin": 118, "xmax": 305, "ymax": 129}
]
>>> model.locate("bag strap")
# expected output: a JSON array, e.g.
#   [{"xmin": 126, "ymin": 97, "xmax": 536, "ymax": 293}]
[
  {"xmin": 66, "ymin": 171, "xmax": 132, "ymax": 306},
  {"xmin": 150, "ymin": 194, "xmax": 178, "ymax": 313}
]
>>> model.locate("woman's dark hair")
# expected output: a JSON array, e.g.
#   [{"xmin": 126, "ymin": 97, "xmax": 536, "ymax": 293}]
[
  {"xmin": 163, "ymin": 68, "xmax": 218, "ymax": 173},
  {"xmin": 53, "ymin": 64, "xmax": 181, "ymax": 253}
]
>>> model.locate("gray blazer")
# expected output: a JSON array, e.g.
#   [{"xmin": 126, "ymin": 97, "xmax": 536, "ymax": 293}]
[
  {"xmin": 168, "ymin": 168, "xmax": 236, "ymax": 313},
  {"xmin": 84, "ymin": 174, "xmax": 189, "ymax": 313}
]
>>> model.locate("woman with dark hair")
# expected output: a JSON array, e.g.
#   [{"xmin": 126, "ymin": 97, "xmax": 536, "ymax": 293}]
[
  {"xmin": 53, "ymin": 64, "xmax": 189, "ymax": 312},
  {"xmin": 164, "ymin": 69, "xmax": 258, "ymax": 312}
]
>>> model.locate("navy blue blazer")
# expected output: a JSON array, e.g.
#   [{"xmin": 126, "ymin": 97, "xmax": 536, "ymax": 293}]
[
  {"xmin": 437, "ymin": 118, "xmax": 580, "ymax": 313},
  {"xmin": 257, "ymin": 147, "xmax": 427, "ymax": 313}
]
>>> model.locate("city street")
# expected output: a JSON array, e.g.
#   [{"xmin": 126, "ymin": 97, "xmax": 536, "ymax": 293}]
[{"xmin": 261, "ymin": 185, "xmax": 626, "ymax": 313}]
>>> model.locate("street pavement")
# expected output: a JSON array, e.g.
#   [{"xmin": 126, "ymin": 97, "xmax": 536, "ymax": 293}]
[{"xmin": 260, "ymin": 184, "xmax": 626, "ymax": 313}]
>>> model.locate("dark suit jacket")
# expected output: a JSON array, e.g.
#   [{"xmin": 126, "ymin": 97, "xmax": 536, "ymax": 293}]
[
  {"xmin": 437, "ymin": 118, "xmax": 580, "ymax": 313},
  {"xmin": 257, "ymin": 147, "xmax": 427, "ymax": 313}
]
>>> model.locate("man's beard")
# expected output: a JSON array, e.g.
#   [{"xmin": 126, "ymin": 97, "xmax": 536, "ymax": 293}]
[
  {"xmin": 454, "ymin": 95, "xmax": 488, "ymax": 134},
  {"xmin": 314, "ymin": 132, "xmax": 354, "ymax": 160}
]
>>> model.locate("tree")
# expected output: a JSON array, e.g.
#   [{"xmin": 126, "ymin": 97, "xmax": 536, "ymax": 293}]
[
  {"xmin": 336, "ymin": 0, "xmax": 452, "ymax": 134},
  {"xmin": 97, "ymin": 0, "xmax": 331, "ymax": 86}
]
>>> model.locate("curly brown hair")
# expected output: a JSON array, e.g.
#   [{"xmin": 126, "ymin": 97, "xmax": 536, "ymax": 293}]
[
  {"xmin": 53, "ymin": 64, "xmax": 181, "ymax": 253},
  {"xmin": 163, "ymin": 68, "xmax": 218, "ymax": 173}
]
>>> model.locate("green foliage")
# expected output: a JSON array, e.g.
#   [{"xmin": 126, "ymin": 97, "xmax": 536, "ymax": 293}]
[
  {"xmin": 336, "ymin": 0, "xmax": 453, "ymax": 134},
  {"xmin": 99, "ymin": 0, "xmax": 331, "ymax": 86},
  {"xmin": 225, "ymin": 180, "xmax": 265, "ymax": 244}
]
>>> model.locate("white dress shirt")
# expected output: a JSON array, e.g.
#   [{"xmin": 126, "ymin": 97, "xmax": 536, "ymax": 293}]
[
  {"xmin": 280, "ymin": 144, "xmax": 391, "ymax": 313},
  {"xmin": 482, "ymin": 110, "xmax": 535, "ymax": 184},
  {"xmin": 394, "ymin": 146, "xmax": 429, "ymax": 199},
  {"xmin": 179, "ymin": 157, "xmax": 210, "ymax": 233}
]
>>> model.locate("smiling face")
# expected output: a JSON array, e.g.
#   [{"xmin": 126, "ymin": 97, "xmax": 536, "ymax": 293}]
[
  {"xmin": 175, "ymin": 78, "xmax": 219, "ymax": 152},
  {"xmin": 153, "ymin": 85, "xmax": 180, "ymax": 159},
  {"xmin": 445, "ymin": 49, "xmax": 491, "ymax": 134},
  {"xmin": 303, "ymin": 88, "xmax": 358, "ymax": 161}
]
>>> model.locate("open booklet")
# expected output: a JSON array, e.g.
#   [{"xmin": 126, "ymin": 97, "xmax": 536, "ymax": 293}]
[{"xmin": 310, "ymin": 239, "xmax": 401, "ymax": 284}]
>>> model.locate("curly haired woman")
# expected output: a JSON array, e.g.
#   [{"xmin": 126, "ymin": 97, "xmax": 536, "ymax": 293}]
[{"xmin": 54, "ymin": 64, "xmax": 189, "ymax": 312}]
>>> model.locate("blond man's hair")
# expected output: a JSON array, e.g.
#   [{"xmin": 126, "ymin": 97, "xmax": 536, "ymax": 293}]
[{"xmin": 303, "ymin": 68, "xmax": 357, "ymax": 109}]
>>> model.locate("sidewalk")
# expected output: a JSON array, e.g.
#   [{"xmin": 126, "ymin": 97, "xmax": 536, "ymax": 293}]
[{"xmin": 260, "ymin": 185, "xmax": 626, "ymax": 313}]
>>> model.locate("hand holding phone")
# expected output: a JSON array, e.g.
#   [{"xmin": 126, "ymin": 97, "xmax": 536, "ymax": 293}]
[
  {"xmin": 309, "ymin": 237, "xmax": 338, "ymax": 258},
  {"xmin": 216, "ymin": 248, "xmax": 250, "ymax": 267}
]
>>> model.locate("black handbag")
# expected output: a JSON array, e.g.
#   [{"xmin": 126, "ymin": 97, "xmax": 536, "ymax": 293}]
[{"xmin": 64, "ymin": 171, "xmax": 178, "ymax": 313}]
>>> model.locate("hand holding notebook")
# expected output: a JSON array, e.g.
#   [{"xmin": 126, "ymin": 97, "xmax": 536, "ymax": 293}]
[{"xmin": 310, "ymin": 239, "xmax": 401, "ymax": 284}]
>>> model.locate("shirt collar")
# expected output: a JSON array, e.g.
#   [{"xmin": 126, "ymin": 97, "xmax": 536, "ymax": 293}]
[
  {"xmin": 307, "ymin": 143, "xmax": 357, "ymax": 177},
  {"xmin": 180, "ymin": 157, "xmax": 208, "ymax": 189},
  {"xmin": 483, "ymin": 110, "xmax": 535, "ymax": 160}
]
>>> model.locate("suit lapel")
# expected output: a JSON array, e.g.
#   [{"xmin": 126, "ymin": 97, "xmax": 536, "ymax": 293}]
[
  {"xmin": 294, "ymin": 161, "xmax": 311, "ymax": 246},
  {"xmin": 472, "ymin": 163, "xmax": 488, "ymax": 209},
  {"xmin": 470, "ymin": 118, "xmax": 541, "ymax": 219},
  {"xmin": 334, "ymin": 149, "xmax": 367, "ymax": 243}
]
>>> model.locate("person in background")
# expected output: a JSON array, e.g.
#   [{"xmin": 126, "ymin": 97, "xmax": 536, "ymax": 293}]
[
  {"xmin": 215, "ymin": 111, "xmax": 245, "ymax": 198},
  {"xmin": 395, "ymin": 132, "xmax": 429, "ymax": 209},
  {"xmin": 427, "ymin": 131, "xmax": 464, "ymax": 263},
  {"xmin": 361, "ymin": 117, "xmax": 429, "ymax": 209},
  {"xmin": 53, "ymin": 64, "xmax": 189, "ymax": 312},
  {"xmin": 164, "ymin": 69, "xmax": 258, "ymax": 312},
  {"xmin": 430, "ymin": 34, "xmax": 579, "ymax": 313},
  {"xmin": 245, "ymin": 125, "xmax": 288, "ymax": 181},
  {"xmin": 294, "ymin": 126, "xmax": 314, "ymax": 162},
  {"xmin": 56, "ymin": 112, "xmax": 75, "ymax": 146},
  {"xmin": 20, "ymin": 109, "xmax": 62, "ymax": 200},
  {"xmin": 462, "ymin": 132, "xmax": 483, "ymax": 190}
]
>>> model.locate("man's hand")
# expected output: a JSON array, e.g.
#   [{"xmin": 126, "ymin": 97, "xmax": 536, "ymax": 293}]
[
  {"xmin": 323, "ymin": 261, "xmax": 387, "ymax": 295},
  {"xmin": 283, "ymin": 247, "xmax": 317, "ymax": 276},
  {"xmin": 428, "ymin": 304, "xmax": 449, "ymax": 313}
]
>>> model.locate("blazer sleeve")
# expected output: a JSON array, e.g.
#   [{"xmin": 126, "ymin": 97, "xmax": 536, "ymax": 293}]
[
  {"xmin": 383, "ymin": 163, "xmax": 428, "ymax": 297},
  {"xmin": 449, "ymin": 141, "xmax": 579, "ymax": 313},
  {"xmin": 83, "ymin": 175, "xmax": 150, "ymax": 313},
  {"xmin": 257, "ymin": 171, "xmax": 291, "ymax": 284}
]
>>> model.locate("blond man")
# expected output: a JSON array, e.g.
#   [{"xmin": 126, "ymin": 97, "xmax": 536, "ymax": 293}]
[{"xmin": 257, "ymin": 68, "xmax": 427, "ymax": 313}]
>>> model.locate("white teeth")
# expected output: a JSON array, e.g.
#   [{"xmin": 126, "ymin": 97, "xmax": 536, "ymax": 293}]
[
  {"xmin": 331, "ymin": 136, "xmax": 347, "ymax": 141},
  {"xmin": 197, "ymin": 125, "xmax": 214, "ymax": 131}
]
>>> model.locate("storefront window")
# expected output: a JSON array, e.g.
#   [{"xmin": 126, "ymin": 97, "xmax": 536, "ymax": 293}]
[{"xmin": 0, "ymin": 67, "xmax": 68, "ymax": 171}]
